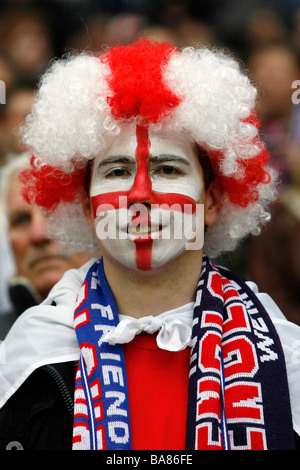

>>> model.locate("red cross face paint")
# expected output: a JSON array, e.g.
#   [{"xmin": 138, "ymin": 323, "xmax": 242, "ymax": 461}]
[{"xmin": 90, "ymin": 124, "xmax": 205, "ymax": 271}]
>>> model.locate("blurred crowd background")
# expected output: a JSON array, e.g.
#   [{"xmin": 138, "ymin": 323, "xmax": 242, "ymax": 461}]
[{"xmin": 0, "ymin": 0, "xmax": 299, "ymax": 327}]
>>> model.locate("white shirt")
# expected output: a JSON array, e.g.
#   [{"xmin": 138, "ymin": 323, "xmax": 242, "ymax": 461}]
[{"xmin": 0, "ymin": 258, "xmax": 299, "ymax": 436}]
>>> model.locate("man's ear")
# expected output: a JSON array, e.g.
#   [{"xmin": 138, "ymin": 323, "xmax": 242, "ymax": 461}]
[
  {"xmin": 81, "ymin": 191, "xmax": 94, "ymax": 230},
  {"xmin": 204, "ymin": 180, "xmax": 222, "ymax": 226}
]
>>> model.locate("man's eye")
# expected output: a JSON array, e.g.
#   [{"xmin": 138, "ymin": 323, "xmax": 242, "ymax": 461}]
[
  {"xmin": 105, "ymin": 167, "xmax": 131, "ymax": 178},
  {"xmin": 10, "ymin": 214, "xmax": 31, "ymax": 228},
  {"xmin": 162, "ymin": 166, "xmax": 177, "ymax": 175},
  {"xmin": 153, "ymin": 166, "xmax": 183, "ymax": 177}
]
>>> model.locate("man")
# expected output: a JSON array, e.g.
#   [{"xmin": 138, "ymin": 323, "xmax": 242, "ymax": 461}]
[
  {"xmin": 0, "ymin": 39, "xmax": 299, "ymax": 450},
  {"xmin": 0, "ymin": 155, "xmax": 91, "ymax": 338}
]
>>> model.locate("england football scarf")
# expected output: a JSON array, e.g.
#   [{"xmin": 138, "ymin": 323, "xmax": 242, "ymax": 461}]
[{"xmin": 72, "ymin": 256, "xmax": 295, "ymax": 450}]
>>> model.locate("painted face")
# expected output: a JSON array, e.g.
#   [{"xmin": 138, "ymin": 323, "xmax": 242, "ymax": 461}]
[{"xmin": 90, "ymin": 124, "xmax": 204, "ymax": 270}]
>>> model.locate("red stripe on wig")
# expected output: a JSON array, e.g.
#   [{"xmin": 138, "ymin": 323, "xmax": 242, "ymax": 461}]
[
  {"xmin": 101, "ymin": 38, "xmax": 181, "ymax": 123},
  {"xmin": 211, "ymin": 146, "xmax": 271, "ymax": 207},
  {"xmin": 224, "ymin": 110, "xmax": 271, "ymax": 207},
  {"xmin": 209, "ymin": 109, "xmax": 271, "ymax": 208},
  {"xmin": 20, "ymin": 156, "xmax": 86, "ymax": 212}
]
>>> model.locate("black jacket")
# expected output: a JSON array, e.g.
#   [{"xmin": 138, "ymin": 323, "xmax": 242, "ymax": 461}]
[
  {"xmin": 0, "ymin": 358, "xmax": 299, "ymax": 450},
  {"xmin": 0, "ymin": 277, "xmax": 42, "ymax": 340},
  {"xmin": 0, "ymin": 361, "xmax": 75, "ymax": 450},
  {"xmin": 0, "ymin": 277, "xmax": 75, "ymax": 450}
]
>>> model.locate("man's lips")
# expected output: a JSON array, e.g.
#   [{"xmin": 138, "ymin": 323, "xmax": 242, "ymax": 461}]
[{"xmin": 126, "ymin": 223, "xmax": 162, "ymax": 235}]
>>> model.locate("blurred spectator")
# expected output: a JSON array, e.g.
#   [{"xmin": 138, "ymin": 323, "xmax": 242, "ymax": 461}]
[
  {"xmin": 203, "ymin": 0, "xmax": 262, "ymax": 55},
  {"xmin": 0, "ymin": 86, "xmax": 35, "ymax": 161},
  {"xmin": 220, "ymin": 43, "xmax": 300, "ymax": 281},
  {"xmin": 65, "ymin": 12, "xmax": 146, "ymax": 52},
  {"xmin": 103, "ymin": 13, "xmax": 146, "ymax": 46},
  {"xmin": 157, "ymin": 2, "xmax": 217, "ymax": 49},
  {"xmin": 0, "ymin": 186, "xmax": 14, "ymax": 317},
  {"xmin": 246, "ymin": 185, "xmax": 300, "ymax": 326},
  {"xmin": 173, "ymin": 17, "xmax": 216, "ymax": 48},
  {"xmin": 0, "ymin": 7, "xmax": 54, "ymax": 86},
  {"xmin": 0, "ymin": 154, "xmax": 91, "ymax": 339},
  {"xmin": 247, "ymin": 44, "xmax": 300, "ymax": 185},
  {"xmin": 292, "ymin": 7, "xmax": 300, "ymax": 58},
  {"xmin": 142, "ymin": 24, "xmax": 177, "ymax": 46},
  {"xmin": 244, "ymin": 8, "xmax": 287, "ymax": 54},
  {"xmin": 65, "ymin": 13, "xmax": 108, "ymax": 53},
  {"xmin": 0, "ymin": 55, "xmax": 17, "ymax": 97},
  {"xmin": 245, "ymin": 94, "xmax": 300, "ymax": 326},
  {"xmin": 0, "ymin": 55, "xmax": 18, "ymax": 163}
]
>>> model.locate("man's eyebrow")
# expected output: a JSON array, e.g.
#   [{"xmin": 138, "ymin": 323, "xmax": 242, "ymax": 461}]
[
  {"xmin": 97, "ymin": 154, "xmax": 191, "ymax": 168},
  {"xmin": 148, "ymin": 155, "xmax": 190, "ymax": 165},
  {"xmin": 97, "ymin": 156, "xmax": 135, "ymax": 167}
]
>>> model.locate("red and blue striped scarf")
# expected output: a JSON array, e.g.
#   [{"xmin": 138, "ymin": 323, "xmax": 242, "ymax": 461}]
[{"xmin": 72, "ymin": 256, "xmax": 295, "ymax": 450}]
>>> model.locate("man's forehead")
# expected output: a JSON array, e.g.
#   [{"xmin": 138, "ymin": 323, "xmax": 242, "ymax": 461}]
[
  {"xmin": 95, "ymin": 126, "xmax": 196, "ymax": 163},
  {"xmin": 7, "ymin": 194, "xmax": 33, "ymax": 215},
  {"xmin": 7, "ymin": 173, "xmax": 27, "ymax": 208}
]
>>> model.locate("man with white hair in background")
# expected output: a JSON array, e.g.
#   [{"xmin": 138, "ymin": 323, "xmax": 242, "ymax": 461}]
[
  {"xmin": 0, "ymin": 39, "xmax": 299, "ymax": 451},
  {"xmin": 0, "ymin": 154, "xmax": 90, "ymax": 339}
]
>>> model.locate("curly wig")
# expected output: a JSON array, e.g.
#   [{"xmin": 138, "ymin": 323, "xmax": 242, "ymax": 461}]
[{"xmin": 20, "ymin": 39, "xmax": 277, "ymax": 257}]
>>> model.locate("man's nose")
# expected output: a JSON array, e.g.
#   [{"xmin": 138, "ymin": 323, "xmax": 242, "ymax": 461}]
[
  {"xmin": 127, "ymin": 166, "xmax": 153, "ymax": 206},
  {"xmin": 29, "ymin": 211, "xmax": 51, "ymax": 244}
]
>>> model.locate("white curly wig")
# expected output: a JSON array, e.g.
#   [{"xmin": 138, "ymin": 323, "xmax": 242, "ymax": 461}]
[{"xmin": 20, "ymin": 39, "xmax": 277, "ymax": 258}]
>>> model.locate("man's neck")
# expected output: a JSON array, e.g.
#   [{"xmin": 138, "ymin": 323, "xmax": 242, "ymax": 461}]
[{"xmin": 102, "ymin": 251, "xmax": 203, "ymax": 319}]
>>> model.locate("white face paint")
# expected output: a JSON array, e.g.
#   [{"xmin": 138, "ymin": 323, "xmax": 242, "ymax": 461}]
[{"xmin": 90, "ymin": 125, "xmax": 205, "ymax": 271}]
